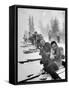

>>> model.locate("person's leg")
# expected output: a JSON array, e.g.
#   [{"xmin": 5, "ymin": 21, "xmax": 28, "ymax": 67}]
[
  {"xmin": 44, "ymin": 63, "xmax": 61, "ymax": 80},
  {"xmin": 48, "ymin": 70, "xmax": 61, "ymax": 80}
]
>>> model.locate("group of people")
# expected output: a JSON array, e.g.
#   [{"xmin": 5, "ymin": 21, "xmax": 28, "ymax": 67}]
[
  {"xmin": 29, "ymin": 31, "xmax": 65, "ymax": 80},
  {"xmin": 29, "ymin": 31, "xmax": 43, "ymax": 48},
  {"xmin": 40, "ymin": 40, "xmax": 65, "ymax": 80}
]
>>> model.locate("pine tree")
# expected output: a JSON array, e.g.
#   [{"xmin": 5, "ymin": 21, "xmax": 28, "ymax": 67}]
[
  {"xmin": 51, "ymin": 18, "xmax": 59, "ymax": 34},
  {"xmin": 29, "ymin": 16, "xmax": 34, "ymax": 36}
]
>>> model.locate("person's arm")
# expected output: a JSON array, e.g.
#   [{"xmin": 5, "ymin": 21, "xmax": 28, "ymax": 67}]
[
  {"xmin": 55, "ymin": 47, "xmax": 65, "ymax": 59},
  {"xmin": 50, "ymin": 49, "xmax": 55, "ymax": 59},
  {"xmin": 60, "ymin": 47, "xmax": 65, "ymax": 59},
  {"xmin": 54, "ymin": 48, "xmax": 60, "ymax": 60}
]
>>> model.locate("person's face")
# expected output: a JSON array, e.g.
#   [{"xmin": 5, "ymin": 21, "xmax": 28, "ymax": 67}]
[
  {"xmin": 52, "ymin": 43, "xmax": 57, "ymax": 50},
  {"xmin": 35, "ymin": 32, "xmax": 37, "ymax": 35},
  {"xmin": 41, "ymin": 40, "xmax": 45, "ymax": 46}
]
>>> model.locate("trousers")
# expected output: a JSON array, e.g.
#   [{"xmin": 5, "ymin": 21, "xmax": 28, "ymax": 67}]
[{"xmin": 43, "ymin": 62, "xmax": 61, "ymax": 80}]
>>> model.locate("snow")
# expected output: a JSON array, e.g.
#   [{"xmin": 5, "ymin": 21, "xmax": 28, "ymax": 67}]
[{"xmin": 18, "ymin": 43, "xmax": 65, "ymax": 82}]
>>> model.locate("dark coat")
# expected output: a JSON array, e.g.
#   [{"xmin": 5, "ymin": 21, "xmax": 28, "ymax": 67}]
[{"xmin": 40, "ymin": 42, "xmax": 51, "ymax": 66}]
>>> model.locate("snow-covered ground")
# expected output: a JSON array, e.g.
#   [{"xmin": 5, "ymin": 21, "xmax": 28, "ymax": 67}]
[
  {"xmin": 18, "ymin": 44, "xmax": 42, "ymax": 81},
  {"xmin": 18, "ymin": 42, "xmax": 65, "ymax": 82}
]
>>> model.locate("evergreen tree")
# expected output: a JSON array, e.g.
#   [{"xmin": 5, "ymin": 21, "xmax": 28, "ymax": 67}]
[
  {"xmin": 51, "ymin": 18, "xmax": 59, "ymax": 34},
  {"xmin": 29, "ymin": 16, "xmax": 34, "ymax": 36}
]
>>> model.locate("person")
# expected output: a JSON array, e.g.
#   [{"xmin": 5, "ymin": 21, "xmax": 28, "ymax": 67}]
[
  {"xmin": 50, "ymin": 41, "xmax": 63, "ymax": 68},
  {"xmin": 46, "ymin": 41, "xmax": 63, "ymax": 80},
  {"xmin": 23, "ymin": 34, "xmax": 27, "ymax": 44},
  {"xmin": 29, "ymin": 32, "xmax": 37, "ymax": 45},
  {"xmin": 36, "ymin": 34, "xmax": 43, "ymax": 49},
  {"xmin": 32, "ymin": 32, "xmax": 38, "ymax": 45},
  {"xmin": 39, "ymin": 40, "xmax": 51, "ymax": 66},
  {"xmin": 40, "ymin": 40, "xmax": 61, "ymax": 80}
]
